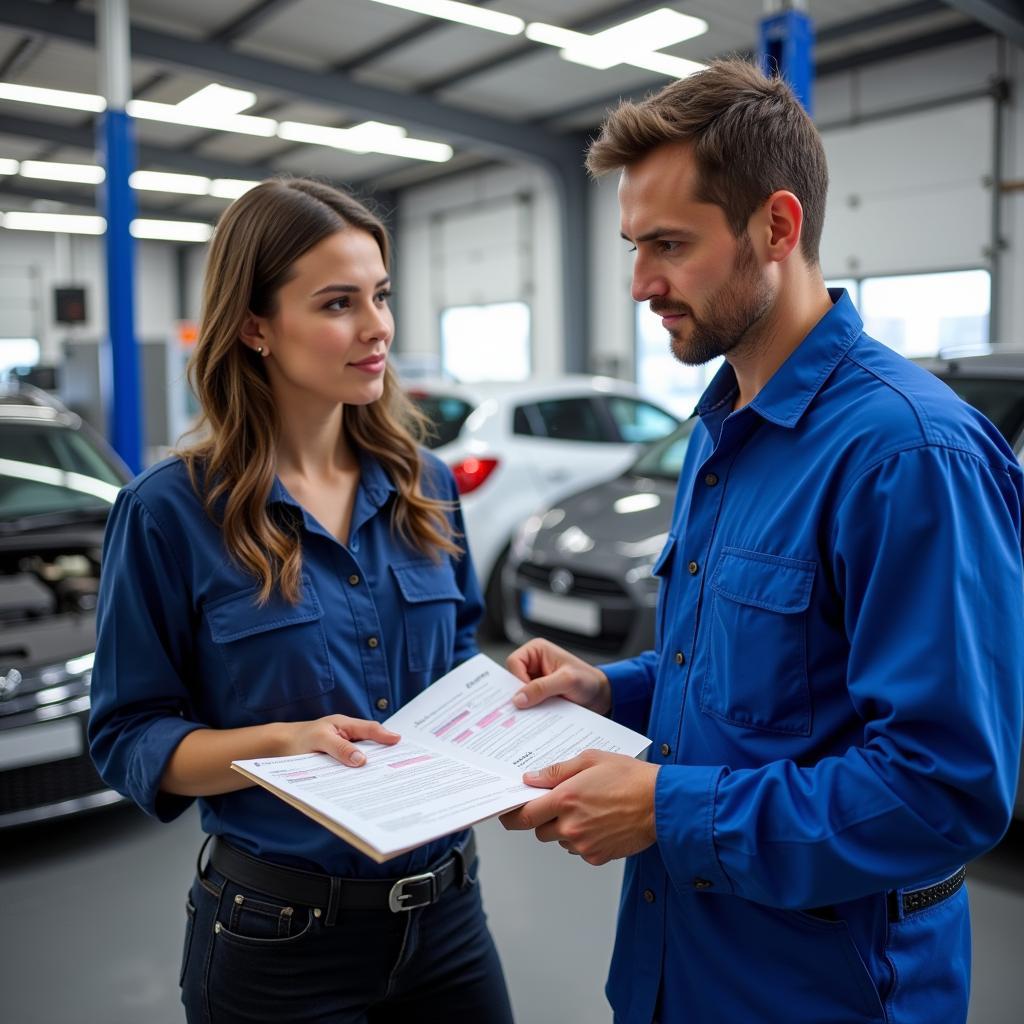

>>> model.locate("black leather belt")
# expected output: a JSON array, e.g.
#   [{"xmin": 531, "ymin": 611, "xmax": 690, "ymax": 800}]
[
  {"xmin": 887, "ymin": 865, "xmax": 966, "ymax": 922},
  {"xmin": 207, "ymin": 832, "xmax": 476, "ymax": 926}
]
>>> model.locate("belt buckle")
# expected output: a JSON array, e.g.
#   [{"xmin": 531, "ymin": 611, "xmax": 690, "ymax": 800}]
[{"xmin": 388, "ymin": 871, "xmax": 437, "ymax": 913}]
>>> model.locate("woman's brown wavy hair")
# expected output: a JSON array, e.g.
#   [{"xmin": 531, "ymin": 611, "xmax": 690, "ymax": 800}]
[{"xmin": 179, "ymin": 178, "xmax": 460, "ymax": 604}]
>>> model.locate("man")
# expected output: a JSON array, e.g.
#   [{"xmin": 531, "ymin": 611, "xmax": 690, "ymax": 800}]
[{"xmin": 500, "ymin": 59, "xmax": 1024, "ymax": 1024}]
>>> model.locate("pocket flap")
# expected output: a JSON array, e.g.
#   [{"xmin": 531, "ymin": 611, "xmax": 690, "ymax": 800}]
[
  {"xmin": 390, "ymin": 559, "xmax": 463, "ymax": 604},
  {"xmin": 710, "ymin": 547, "xmax": 815, "ymax": 614},
  {"xmin": 206, "ymin": 576, "xmax": 323, "ymax": 643},
  {"xmin": 651, "ymin": 534, "xmax": 676, "ymax": 579}
]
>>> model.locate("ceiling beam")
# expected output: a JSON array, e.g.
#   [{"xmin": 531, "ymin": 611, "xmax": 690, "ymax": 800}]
[
  {"xmin": 0, "ymin": 111, "xmax": 284, "ymax": 182},
  {"xmin": 940, "ymin": 0, "xmax": 1024, "ymax": 46},
  {"xmin": 0, "ymin": 177, "xmax": 221, "ymax": 221},
  {"xmin": 209, "ymin": 0, "xmax": 301, "ymax": 43}
]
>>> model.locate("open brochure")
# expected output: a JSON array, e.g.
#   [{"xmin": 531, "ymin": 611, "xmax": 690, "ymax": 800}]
[{"xmin": 232, "ymin": 653, "xmax": 650, "ymax": 863}]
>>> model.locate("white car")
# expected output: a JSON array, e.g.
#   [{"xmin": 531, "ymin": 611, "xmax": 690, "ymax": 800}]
[{"xmin": 406, "ymin": 376, "xmax": 680, "ymax": 634}]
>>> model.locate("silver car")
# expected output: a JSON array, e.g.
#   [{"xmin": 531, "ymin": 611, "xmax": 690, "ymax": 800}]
[{"xmin": 0, "ymin": 385, "xmax": 130, "ymax": 827}]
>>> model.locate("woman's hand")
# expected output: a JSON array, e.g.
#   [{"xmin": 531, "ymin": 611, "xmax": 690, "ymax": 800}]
[{"xmin": 281, "ymin": 716, "xmax": 401, "ymax": 767}]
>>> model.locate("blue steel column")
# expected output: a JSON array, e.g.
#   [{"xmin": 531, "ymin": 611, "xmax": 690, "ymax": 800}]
[
  {"xmin": 758, "ymin": 1, "xmax": 814, "ymax": 115},
  {"xmin": 97, "ymin": 0, "xmax": 141, "ymax": 471}
]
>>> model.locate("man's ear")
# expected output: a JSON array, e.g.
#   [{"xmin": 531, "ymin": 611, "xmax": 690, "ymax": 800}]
[
  {"xmin": 239, "ymin": 313, "xmax": 268, "ymax": 353},
  {"xmin": 762, "ymin": 190, "xmax": 804, "ymax": 264}
]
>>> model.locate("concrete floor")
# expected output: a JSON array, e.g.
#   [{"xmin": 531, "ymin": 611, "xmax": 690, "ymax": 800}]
[{"xmin": 2, "ymin": 656, "xmax": 1022, "ymax": 1023}]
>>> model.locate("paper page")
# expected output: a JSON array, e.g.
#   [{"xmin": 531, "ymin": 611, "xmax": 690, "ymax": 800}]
[
  {"xmin": 387, "ymin": 653, "xmax": 650, "ymax": 775},
  {"xmin": 233, "ymin": 739, "xmax": 538, "ymax": 858}
]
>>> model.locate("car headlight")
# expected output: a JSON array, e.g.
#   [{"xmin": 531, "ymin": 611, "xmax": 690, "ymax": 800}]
[{"xmin": 511, "ymin": 507, "xmax": 566, "ymax": 562}]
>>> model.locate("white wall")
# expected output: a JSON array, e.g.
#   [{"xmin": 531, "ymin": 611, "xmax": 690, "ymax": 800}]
[
  {"xmin": 0, "ymin": 230, "xmax": 190, "ymax": 359},
  {"xmin": 395, "ymin": 161, "xmax": 563, "ymax": 378}
]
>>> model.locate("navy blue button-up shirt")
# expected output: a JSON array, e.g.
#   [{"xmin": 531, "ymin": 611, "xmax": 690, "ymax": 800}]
[
  {"xmin": 602, "ymin": 292, "xmax": 1024, "ymax": 1023},
  {"xmin": 89, "ymin": 450, "xmax": 481, "ymax": 878}
]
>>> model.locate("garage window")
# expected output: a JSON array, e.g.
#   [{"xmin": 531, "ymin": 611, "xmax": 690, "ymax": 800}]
[
  {"xmin": 858, "ymin": 269, "xmax": 990, "ymax": 357},
  {"xmin": 440, "ymin": 301, "xmax": 530, "ymax": 383}
]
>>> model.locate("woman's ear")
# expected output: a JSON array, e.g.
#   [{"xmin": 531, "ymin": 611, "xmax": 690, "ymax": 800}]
[{"xmin": 239, "ymin": 313, "xmax": 268, "ymax": 354}]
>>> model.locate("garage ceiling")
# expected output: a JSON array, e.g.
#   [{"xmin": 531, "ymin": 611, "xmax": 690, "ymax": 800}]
[{"xmin": 0, "ymin": 0, "xmax": 1007, "ymax": 224}]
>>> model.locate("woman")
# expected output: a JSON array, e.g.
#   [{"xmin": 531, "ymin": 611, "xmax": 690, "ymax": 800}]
[{"xmin": 88, "ymin": 179, "xmax": 514, "ymax": 1023}]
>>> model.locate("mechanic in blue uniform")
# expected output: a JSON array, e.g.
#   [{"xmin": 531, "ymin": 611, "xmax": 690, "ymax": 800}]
[
  {"xmin": 89, "ymin": 179, "xmax": 513, "ymax": 1024},
  {"xmin": 502, "ymin": 60, "xmax": 1024, "ymax": 1024}
]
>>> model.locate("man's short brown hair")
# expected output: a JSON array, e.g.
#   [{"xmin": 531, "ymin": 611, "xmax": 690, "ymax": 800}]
[{"xmin": 587, "ymin": 59, "xmax": 828, "ymax": 265}]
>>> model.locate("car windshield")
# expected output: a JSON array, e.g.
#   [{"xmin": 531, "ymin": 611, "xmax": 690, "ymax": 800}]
[
  {"xmin": 630, "ymin": 419, "xmax": 697, "ymax": 479},
  {"xmin": 407, "ymin": 392, "xmax": 475, "ymax": 449},
  {"xmin": 0, "ymin": 420, "xmax": 124, "ymax": 522},
  {"xmin": 938, "ymin": 377, "xmax": 1024, "ymax": 445}
]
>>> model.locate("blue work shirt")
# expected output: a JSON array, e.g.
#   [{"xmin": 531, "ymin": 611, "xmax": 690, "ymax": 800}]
[
  {"xmin": 602, "ymin": 291, "xmax": 1024, "ymax": 1024},
  {"xmin": 89, "ymin": 449, "xmax": 481, "ymax": 878}
]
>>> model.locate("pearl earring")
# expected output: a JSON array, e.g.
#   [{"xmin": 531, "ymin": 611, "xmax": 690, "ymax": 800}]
[{"xmin": 256, "ymin": 346, "xmax": 264, "ymax": 356}]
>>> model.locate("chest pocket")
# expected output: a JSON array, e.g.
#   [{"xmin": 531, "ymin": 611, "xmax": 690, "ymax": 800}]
[
  {"xmin": 205, "ymin": 576, "xmax": 334, "ymax": 712},
  {"xmin": 391, "ymin": 559, "xmax": 463, "ymax": 674},
  {"xmin": 700, "ymin": 547, "xmax": 815, "ymax": 735}
]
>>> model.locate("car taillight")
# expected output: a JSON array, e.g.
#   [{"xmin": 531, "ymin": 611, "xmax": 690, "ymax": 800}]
[{"xmin": 451, "ymin": 457, "xmax": 499, "ymax": 494}]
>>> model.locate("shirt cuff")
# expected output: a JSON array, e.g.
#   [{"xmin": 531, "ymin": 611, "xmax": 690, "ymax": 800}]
[
  {"xmin": 127, "ymin": 716, "xmax": 205, "ymax": 822},
  {"xmin": 601, "ymin": 658, "xmax": 654, "ymax": 734},
  {"xmin": 655, "ymin": 764, "xmax": 734, "ymax": 897}
]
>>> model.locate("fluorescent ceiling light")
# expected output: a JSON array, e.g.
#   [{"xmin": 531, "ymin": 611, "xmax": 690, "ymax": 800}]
[
  {"xmin": 627, "ymin": 51, "xmax": 706, "ymax": 78},
  {"xmin": 128, "ymin": 99, "xmax": 277, "ymax": 137},
  {"xmin": 278, "ymin": 120, "xmax": 452, "ymax": 162},
  {"xmin": 1, "ymin": 211, "xmax": 105, "ymax": 235},
  {"xmin": 564, "ymin": 10, "xmax": 707, "ymax": 70},
  {"xmin": 130, "ymin": 170, "xmax": 210, "ymax": 195},
  {"xmin": 20, "ymin": 160, "xmax": 106, "ymax": 184},
  {"xmin": 209, "ymin": 178, "xmax": 260, "ymax": 199},
  {"xmin": 0, "ymin": 82, "xmax": 105, "ymax": 112},
  {"xmin": 131, "ymin": 219, "xmax": 213, "ymax": 243},
  {"xmin": 366, "ymin": 0, "xmax": 524, "ymax": 35},
  {"xmin": 0, "ymin": 159, "xmax": 18, "ymax": 175},
  {"xmin": 526, "ymin": 9, "xmax": 707, "ymax": 77},
  {"xmin": 177, "ymin": 83, "xmax": 256, "ymax": 115}
]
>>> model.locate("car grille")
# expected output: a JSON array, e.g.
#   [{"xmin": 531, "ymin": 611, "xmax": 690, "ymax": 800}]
[
  {"xmin": 516, "ymin": 561, "xmax": 633, "ymax": 654},
  {"xmin": 516, "ymin": 562, "xmax": 628, "ymax": 599},
  {"xmin": 0, "ymin": 750, "xmax": 107, "ymax": 816}
]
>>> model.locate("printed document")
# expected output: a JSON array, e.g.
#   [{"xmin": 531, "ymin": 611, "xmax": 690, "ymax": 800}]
[{"xmin": 232, "ymin": 653, "xmax": 650, "ymax": 862}]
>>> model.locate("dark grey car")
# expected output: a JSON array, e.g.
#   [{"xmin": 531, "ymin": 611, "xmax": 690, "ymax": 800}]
[
  {"xmin": 0, "ymin": 385, "xmax": 131, "ymax": 827},
  {"xmin": 503, "ymin": 418, "xmax": 695, "ymax": 659}
]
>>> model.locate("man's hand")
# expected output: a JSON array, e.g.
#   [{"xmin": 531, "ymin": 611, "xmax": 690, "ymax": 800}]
[
  {"xmin": 508, "ymin": 638, "xmax": 611, "ymax": 715},
  {"xmin": 499, "ymin": 750, "xmax": 659, "ymax": 866}
]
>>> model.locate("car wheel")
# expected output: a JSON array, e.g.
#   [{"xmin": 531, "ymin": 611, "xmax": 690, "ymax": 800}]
[{"xmin": 480, "ymin": 548, "xmax": 509, "ymax": 642}]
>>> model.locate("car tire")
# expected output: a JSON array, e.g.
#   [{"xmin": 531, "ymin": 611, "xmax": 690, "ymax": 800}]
[{"xmin": 479, "ymin": 548, "xmax": 509, "ymax": 642}]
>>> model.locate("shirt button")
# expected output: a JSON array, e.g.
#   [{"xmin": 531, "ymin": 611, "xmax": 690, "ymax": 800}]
[
  {"xmin": 660, "ymin": 743, "xmax": 671, "ymax": 757},
  {"xmin": 694, "ymin": 878, "xmax": 713, "ymax": 890},
  {"xmin": 704, "ymin": 472, "xmax": 719, "ymax": 487},
  {"xmin": 367, "ymin": 637, "xmax": 379, "ymax": 649},
  {"xmin": 642, "ymin": 888, "xmax": 656, "ymax": 904},
  {"xmin": 688, "ymin": 560, "xmax": 699, "ymax": 575},
  {"xmin": 376, "ymin": 697, "xmax": 390, "ymax": 711},
  {"xmin": 675, "ymin": 651, "xmax": 685, "ymax": 666},
  {"xmin": 348, "ymin": 574, "xmax": 360, "ymax": 586}
]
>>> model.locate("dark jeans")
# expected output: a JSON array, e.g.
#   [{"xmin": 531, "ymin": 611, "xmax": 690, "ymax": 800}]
[{"xmin": 180, "ymin": 847, "xmax": 515, "ymax": 1023}]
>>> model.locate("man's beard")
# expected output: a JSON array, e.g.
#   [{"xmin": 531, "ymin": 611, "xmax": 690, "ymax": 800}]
[{"xmin": 651, "ymin": 235, "xmax": 774, "ymax": 367}]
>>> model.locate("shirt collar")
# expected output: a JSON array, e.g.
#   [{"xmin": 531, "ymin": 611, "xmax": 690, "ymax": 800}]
[{"xmin": 696, "ymin": 288, "xmax": 863, "ymax": 429}]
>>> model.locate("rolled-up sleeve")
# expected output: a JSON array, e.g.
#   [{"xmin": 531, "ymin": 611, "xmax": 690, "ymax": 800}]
[
  {"xmin": 658, "ymin": 445, "xmax": 1024, "ymax": 908},
  {"xmin": 88, "ymin": 489, "xmax": 204, "ymax": 822}
]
